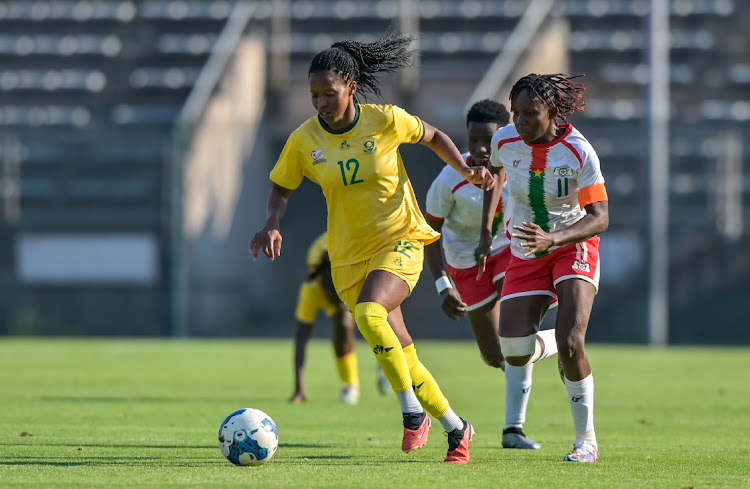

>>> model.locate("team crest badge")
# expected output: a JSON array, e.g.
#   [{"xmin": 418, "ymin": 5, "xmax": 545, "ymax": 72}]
[
  {"xmin": 363, "ymin": 140, "xmax": 377, "ymax": 154},
  {"xmin": 311, "ymin": 149, "xmax": 326, "ymax": 165},
  {"xmin": 553, "ymin": 165, "xmax": 576, "ymax": 177},
  {"xmin": 572, "ymin": 260, "xmax": 591, "ymax": 272}
]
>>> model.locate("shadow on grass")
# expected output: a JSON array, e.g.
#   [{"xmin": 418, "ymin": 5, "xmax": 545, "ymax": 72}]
[
  {"xmin": 290, "ymin": 455, "xmax": 353, "ymax": 460},
  {"xmin": 271, "ymin": 457, "xmax": 440, "ymax": 466},
  {"xmin": 3, "ymin": 454, "xmax": 451, "ymax": 467},
  {"xmin": 38, "ymin": 396, "xmax": 279, "ymax": 404},
  {"xmin": 0, "ymin": 442, "xmax": 216, "ymax": 449},
  {"xmin": 1, "ymin": 442, "xmax": 328, "ymax": 450},
  {"xmin": 280, "ymin": 443, "xmax": 330, "ymax": 449},
  {"xmin": 0, "ymin": 456, "xmax": 227, "ymax": 468}
]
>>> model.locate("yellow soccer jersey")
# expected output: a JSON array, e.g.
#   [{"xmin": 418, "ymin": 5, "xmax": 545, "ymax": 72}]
[
  {"xmin": 305, "ymin": 232, "xmax": 329, "ymax": 275},
  {"xmin": 270, "ymin": 104, "xmax": 440, "ymax": 266}
]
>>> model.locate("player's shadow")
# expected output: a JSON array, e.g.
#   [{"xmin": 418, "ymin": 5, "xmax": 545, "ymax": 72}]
[
  {"xmin": 4, "ymin": 442, "xmax": 351, "ymax": 449},
  {"xmin": 0, "ymin": 456, "xmax": 225, "ymax": 467},
  {"xmin": 290, "ymin": 455, "xmax": 354, "ymax": 460},
  {"xmin": 38, "ymin": 395, "xmax": 279, "ymax": 404},
  {"xmin": 280, "ymin": 443, "xmax": 330, "ymax": 449},
  {"xmin": 273, "ymin": 457, "xmax": 435, "ymax": 466}
]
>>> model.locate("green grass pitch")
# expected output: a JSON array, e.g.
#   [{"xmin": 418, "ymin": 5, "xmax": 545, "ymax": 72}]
[{"xmin": 1, "ymin": 338, "xmax": 749, "ymax": 488}]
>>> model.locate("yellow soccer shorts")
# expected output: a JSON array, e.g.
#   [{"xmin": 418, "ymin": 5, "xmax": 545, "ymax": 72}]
[
  {"xmin": 295, "ymin": 279, "xmax": 339, "ymax": 324},
  {"xmin": 331, "ymin": 237, "xmax": 425, "ymax": 312}
]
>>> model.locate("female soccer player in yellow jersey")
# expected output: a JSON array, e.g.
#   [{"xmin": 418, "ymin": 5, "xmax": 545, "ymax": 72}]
[
  {"xmin": 478, "ymin": 74, "xmax": 609, "ymax": 463},
  {"xmin": 250, "ymin": 32, "xmax": 494, "ymax": 464}
]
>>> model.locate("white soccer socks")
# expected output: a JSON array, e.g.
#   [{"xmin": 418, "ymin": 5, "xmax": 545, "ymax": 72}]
[
  {"xmin": 564, "ymin": 373, "xmax": 597, "ymax": 447},
  {"xmin": 504, "ymin": 363, "xmax": 533, "ymax": 429}
]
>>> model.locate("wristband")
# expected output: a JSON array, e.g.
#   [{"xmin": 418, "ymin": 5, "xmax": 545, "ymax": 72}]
[{"xmin": 435, "ymin": 276, "xmax": 453, "ymax": 294}]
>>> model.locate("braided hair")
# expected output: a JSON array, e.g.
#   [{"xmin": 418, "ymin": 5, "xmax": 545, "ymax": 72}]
[
  {"xmin": 466, "ymin": 99, "xmax": 510, "ymax": 127},
  {"xmin": 509, "ymin": 74, "xmax": 586, "ymax": 122},
  {"xmin": 308, "ymin": 31, "xmax": 415, "ymax": 102}
]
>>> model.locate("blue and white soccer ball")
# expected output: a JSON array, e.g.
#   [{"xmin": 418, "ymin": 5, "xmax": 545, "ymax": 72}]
[{"xmin": 218, "ymin": 408, "xmax": 279, "ymax": 466}]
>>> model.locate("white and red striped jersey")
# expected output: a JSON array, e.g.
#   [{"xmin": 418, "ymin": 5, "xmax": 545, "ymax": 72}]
[
  {"xmin": 489, "ymin": 124, "xmax": 607, "ymax": 260},
  {"xmin": 426, "ymin": 153, "xmax": 510, "ymax": 269}
]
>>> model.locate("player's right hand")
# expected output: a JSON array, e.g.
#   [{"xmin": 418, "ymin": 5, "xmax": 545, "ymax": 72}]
[
  {"xmin": 440, "ymin": 288, "xmax": 467, "ymax": 320},
  {"xmin": 462, "ymin": 166, "xmax": 496, "ymax": 190},
  {"xmin": 476, "ymin": 229, "xmax": 493, "ymax": 279},
  {"xmin": 250, "ymin": 224, "xmax": 282, "ymax": 261}
]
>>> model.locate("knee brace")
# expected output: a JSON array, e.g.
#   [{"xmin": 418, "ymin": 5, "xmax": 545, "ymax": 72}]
[{"xmin": 500, "ymin": 334, "xmax": 542, "ymax": 366}]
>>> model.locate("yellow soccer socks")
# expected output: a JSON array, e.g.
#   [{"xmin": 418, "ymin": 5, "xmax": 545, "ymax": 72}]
[
  {"xmin": 403, "ymin": 343, "xmax": 463, "ymax": 432},
  {"xmin": 335, "ymin": 352, "xmax": 359, "ymax": 386},
  {"xmin": 353, "ymin": 302, "xmax": 412, "ymax": 393},
  {"xmin": 402, "ymin": 344, "xmax": 449, "ymax": 418}
]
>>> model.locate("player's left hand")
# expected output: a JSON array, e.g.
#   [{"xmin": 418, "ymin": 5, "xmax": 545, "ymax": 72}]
[
  {"xmin": 462, "ymin": 166, "xmax": 496, "ymax": 190},
  {"xmin": 512, "ymin": 222, "xmax": 554, "ymax": 256},
  {"xmin": 440, "ymin": 288, "xmax": 467, "ymax": 320}
]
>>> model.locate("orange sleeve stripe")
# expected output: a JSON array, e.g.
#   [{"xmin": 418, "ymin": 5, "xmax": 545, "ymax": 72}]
[{"xmin": 578, "ymin": 183, "xmax": 608, "ymax": 208}]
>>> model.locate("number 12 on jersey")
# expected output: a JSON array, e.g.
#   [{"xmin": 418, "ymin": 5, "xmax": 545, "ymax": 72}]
[{"xmin": 337, "ymin": 159, "xmax": 364, "ymax": 186}]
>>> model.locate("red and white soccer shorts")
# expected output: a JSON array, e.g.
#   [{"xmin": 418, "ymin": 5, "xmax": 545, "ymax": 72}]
[
  {"xmin": 446, "ymin": 247, "xmax": 512, "ymax": 311},
  {"xmin": 500, "ymin": 236, "xmax": 601, "ymax": 302}
]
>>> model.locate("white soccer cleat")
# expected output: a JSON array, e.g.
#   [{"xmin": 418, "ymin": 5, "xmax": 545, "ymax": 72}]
[
  {"xmin": 563, "ymin": 441, "xmax": 598, "ymax": 462},
  {"xmin": 339, "ymin": 384, "xmax": 360, "ymax": 405}
]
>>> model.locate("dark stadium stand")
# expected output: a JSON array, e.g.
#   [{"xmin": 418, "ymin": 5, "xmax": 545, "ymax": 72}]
[
  {"xmin": 0, "ymin": 0, "xmax": 747, "ymax": 341},
  {"xmin": 0, "ymin": 1, "xmax": 231, "ymax": 334}
]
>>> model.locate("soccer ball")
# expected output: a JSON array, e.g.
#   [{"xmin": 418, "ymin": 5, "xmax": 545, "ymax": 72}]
[{"xmin": 218, "ymin": 408, "xmax": 279, "ymax": 466}]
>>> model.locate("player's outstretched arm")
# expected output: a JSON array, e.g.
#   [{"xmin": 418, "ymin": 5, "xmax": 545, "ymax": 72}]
[
  {"xmin": 250, "ymin": 184, "xmax": 294, "ymax": 261},
  {"xmin": 420, "ymin": 121, "xmax": 495, "ymax": 190},
  {"xmin": 477, "ymin": 165, "xmax": 503, "ymax": 279}
]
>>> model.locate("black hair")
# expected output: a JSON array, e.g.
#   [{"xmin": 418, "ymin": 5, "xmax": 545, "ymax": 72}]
[
  {"xmin": 466, "ymin": 99, "xmax": 510, "ymax": 127},
  {"xmin": 308, "ymin": 31, "xmax": 415, "ymax": 102},
  {"xmin": 509, "ymin": 73, "xmax": 586, "ymax": 122}
]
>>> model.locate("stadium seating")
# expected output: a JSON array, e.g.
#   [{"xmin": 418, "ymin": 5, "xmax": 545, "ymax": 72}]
[
  {"xmin": 0, "ymin": 0, "xmax": 747, "ymax": 338},
  {"xmin": 0, "ymin": 1, "xmax": 231, "ymax": 333}
]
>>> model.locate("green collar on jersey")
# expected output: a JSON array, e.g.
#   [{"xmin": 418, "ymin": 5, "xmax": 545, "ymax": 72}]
[{"xmin": 318, "ymin": 103, "xmax": 360, "ymax": 135}]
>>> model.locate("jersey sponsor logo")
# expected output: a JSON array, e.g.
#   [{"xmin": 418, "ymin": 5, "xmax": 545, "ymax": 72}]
[
  {"xmin": 363, "ymin": 140, "xmax": 377, "ymax": 154},
  {"xmin": 572, "ymin": 260, "xmax": 591, "ymax": 272},
  {"xmin": 311, "ymin": 149, "xmax": 326, "ymax": 165},
  {"xmin": 553, "ymin": 165, "xmax": 576, "ymax": 177}
]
